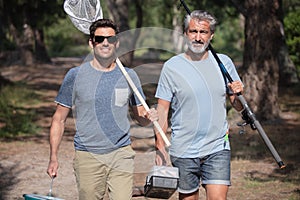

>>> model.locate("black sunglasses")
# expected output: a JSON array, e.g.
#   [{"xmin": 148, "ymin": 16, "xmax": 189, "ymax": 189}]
[{"xmin": 94, "ymin": 35, "xmax": 118, "ymax": 44}]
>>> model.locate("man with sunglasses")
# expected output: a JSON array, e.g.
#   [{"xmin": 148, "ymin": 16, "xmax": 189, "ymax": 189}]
[
  {"xmin": 154, "ymin": 10, "xmax": 244, "ymax": 200},
  {"xmin": 47, "ymin": 19, "xmax": 158, "ymax": 200}
]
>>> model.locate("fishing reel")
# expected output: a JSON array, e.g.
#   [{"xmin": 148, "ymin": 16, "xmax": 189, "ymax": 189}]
[{"xmin": 237, "ymin": 109, "xmax": 257, "ymax": 134}]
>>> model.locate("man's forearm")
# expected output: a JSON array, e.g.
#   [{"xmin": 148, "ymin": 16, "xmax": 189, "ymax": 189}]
[
  {"xmin": 154, "ymin": 113, "xmax": 168, "ymax": 148},
  {"xmin": 49, "ymin": 120, "xmax": 65, "ymax": 160}
]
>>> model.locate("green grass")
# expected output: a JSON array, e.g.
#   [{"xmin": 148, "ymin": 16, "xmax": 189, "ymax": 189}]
[{"xmin": 0, "ymin": 83, "xmax": 41, "ymax": 138}]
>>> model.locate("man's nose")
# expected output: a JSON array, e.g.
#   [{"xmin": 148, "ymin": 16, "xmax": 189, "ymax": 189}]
[
  {"xmin": 102, "ymin": 38, "xmax": 109, "ymax": 45},
  {"xmin": 195, "ymin": 32, "xmax": 201, "ymax": 41}
]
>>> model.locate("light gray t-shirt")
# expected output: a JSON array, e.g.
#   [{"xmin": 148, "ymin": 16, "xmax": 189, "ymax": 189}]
[
  {"xmin": 55, "ymin": 62, "xmax": 144, "ymax": 154},
  {"xmin": 155, "ymin": 51, "xmax": 241, "ymax": 158}
]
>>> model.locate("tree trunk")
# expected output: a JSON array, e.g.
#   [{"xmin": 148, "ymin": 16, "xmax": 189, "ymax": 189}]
[
  {"xmin": 278, "ymin": 44, "xmax": 299, "ymax": 86},
  {"xmin": 8, "ymin": 20, "xmax": 35, "ymax": 66},
  {"xmin": 241, "ymin": 0, "xmax": 282, "ymax": 120},
  {"xmin": 172, "ymin": 3, "xmax": 184, "ymax": 54},
  {"xmin": 20, "ymin": 24, "xmax": 35, "ymax": 66},
  {"xmin": 34, "ymin": 29, "xmax": 51, "ymax": 63}
]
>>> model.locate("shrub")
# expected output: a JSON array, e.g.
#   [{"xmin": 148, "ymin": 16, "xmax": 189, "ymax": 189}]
[{"xmin": 0, "ymin": 84, "xmax": 40, "ymax": 138}]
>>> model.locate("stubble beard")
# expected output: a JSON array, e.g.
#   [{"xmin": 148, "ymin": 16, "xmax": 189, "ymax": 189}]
[{"xmin": 94, "ymin": 46, "xmax": 116, "ymax": 67}]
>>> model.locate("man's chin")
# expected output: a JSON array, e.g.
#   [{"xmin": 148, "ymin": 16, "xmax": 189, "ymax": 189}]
[
  {"xmin": 95, "ymin": 54, "xmax": 116, "ymax": 61},
  {"xmin": 98, "ymin": 51, "xmax": 115, "ymax": 58},
  {"xmin": 187, "ymin": 44, "xmax": 205, "ymax": 54},
  {"xmin": 190, "ymin": 48, "xmax": 205, "ymax": 54}
]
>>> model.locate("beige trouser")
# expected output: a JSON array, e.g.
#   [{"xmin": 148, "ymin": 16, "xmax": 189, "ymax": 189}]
[{"xmin": 73, "ymin": 145, "xmax": 136, "ymax": 200}]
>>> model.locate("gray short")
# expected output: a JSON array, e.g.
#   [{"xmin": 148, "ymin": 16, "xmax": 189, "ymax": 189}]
[{"xmin": 170, "ymin": 149, "xmax": 231, "ymax": 194}]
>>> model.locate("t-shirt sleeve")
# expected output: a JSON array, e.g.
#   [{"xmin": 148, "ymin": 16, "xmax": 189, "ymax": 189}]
[
  {"xmin": 55, "ymin": 67, "xmax": 78, "ymax": 108},
  {"xmin": 155, "ymin": 64, "xmax": 173, "ymax": 102}
]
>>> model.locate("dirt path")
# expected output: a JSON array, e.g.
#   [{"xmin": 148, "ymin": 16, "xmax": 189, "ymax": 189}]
[{"xmin": 0, "ymin": 59, "xmax": 299, "ymax": 200}]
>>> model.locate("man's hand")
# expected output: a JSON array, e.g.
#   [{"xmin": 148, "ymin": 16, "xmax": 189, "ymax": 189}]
[
  {"xmin": 228, "ymin": 81, "xmax": 243, "ymax": 94},
  {"xmin": 47, "ymin": 159, "xmax": 59, "ymax": 178},
  {"xmin": 228, "ymin": 81, "xmax": 244, "ymax": 111},
  {"xmin": 144, "ymin": 108, "xmax": 159, "ymax": 122}
]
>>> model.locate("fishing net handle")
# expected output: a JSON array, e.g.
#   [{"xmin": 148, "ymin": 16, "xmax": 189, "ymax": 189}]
[{"xmin": 116, "ymin": 58, "xmax": 171, "ymax": 147}]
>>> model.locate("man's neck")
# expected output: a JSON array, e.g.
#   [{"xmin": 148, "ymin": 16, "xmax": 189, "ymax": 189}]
[
  {"xmin": 184, "ymin": 49, "xmax": 209, "ymax": 61},
  {"xmin": 90, "ymin": 58, "xmax": 116, "ymax": 72}
]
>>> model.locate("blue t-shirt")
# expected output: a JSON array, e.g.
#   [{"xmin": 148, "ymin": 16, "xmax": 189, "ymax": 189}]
[
  {"xmin": 155, "ymin": 51, "xmax": 241, "ymax": 158},
  {"xmin": 55, "ymin": 62, "xmax": 145, "ymax": 154}
]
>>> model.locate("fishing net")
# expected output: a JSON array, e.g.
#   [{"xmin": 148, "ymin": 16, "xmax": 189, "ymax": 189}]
[{"xmin": 63, "ymin": 0, "xmax": 103, "ymax": 34}]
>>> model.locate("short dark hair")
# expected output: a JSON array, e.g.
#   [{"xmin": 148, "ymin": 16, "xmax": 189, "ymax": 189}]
[{"xmin": 89, "ymin": 19, "xmax": 119, "ymax": 40}]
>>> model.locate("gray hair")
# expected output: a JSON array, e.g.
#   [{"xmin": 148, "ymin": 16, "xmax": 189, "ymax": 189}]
[{"xmin": 184, "ymin": 10, "xmax": 217, "ymax": 33}]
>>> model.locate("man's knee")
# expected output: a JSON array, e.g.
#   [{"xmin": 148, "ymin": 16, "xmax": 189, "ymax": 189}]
[
  {"xmin": 205, "ymin": 184, "xmax": 228, "ymax": 200},
  {"xmin": 179, "ymin": 190, "xmax": 199, "ymax": 200}
]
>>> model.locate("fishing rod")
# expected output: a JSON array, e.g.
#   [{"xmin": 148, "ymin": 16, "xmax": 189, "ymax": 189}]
[{"xmin": 179, "ymin": 0, "xmax": 285, "ymax": 169}]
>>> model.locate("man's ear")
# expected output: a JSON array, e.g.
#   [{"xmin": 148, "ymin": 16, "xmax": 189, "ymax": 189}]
[
  {"xmin": 116, "ymin": 40, "xmax": 120, "ymax": 49},
  {"xmin": 89, "ymin": 39, "xmax": 94, "ymax": 48},
  {"xmin": 210, "ymin": 33, "xmax": 214, "ymax": 40}
]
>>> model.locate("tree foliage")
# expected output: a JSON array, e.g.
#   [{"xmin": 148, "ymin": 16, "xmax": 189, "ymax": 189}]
[
  {"xmin": 45, "ymin": 18, "xmax": 89, "ymax": 57},
  {"xmin": 284, "ymin": 8, "xmax": 300, "ymax": 77},
  {"xmin": 0, "ymin": 0, "xmax": 65, "ymax": 64},
  {"xmin": 0, "ymin": 0, "xmax": 299, "ymax": 120}
]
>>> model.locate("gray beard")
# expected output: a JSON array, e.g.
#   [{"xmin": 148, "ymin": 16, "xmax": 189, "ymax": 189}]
[{"xmin": 187, "ymin": 40, "xmax": 210, "ymax": 54}]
